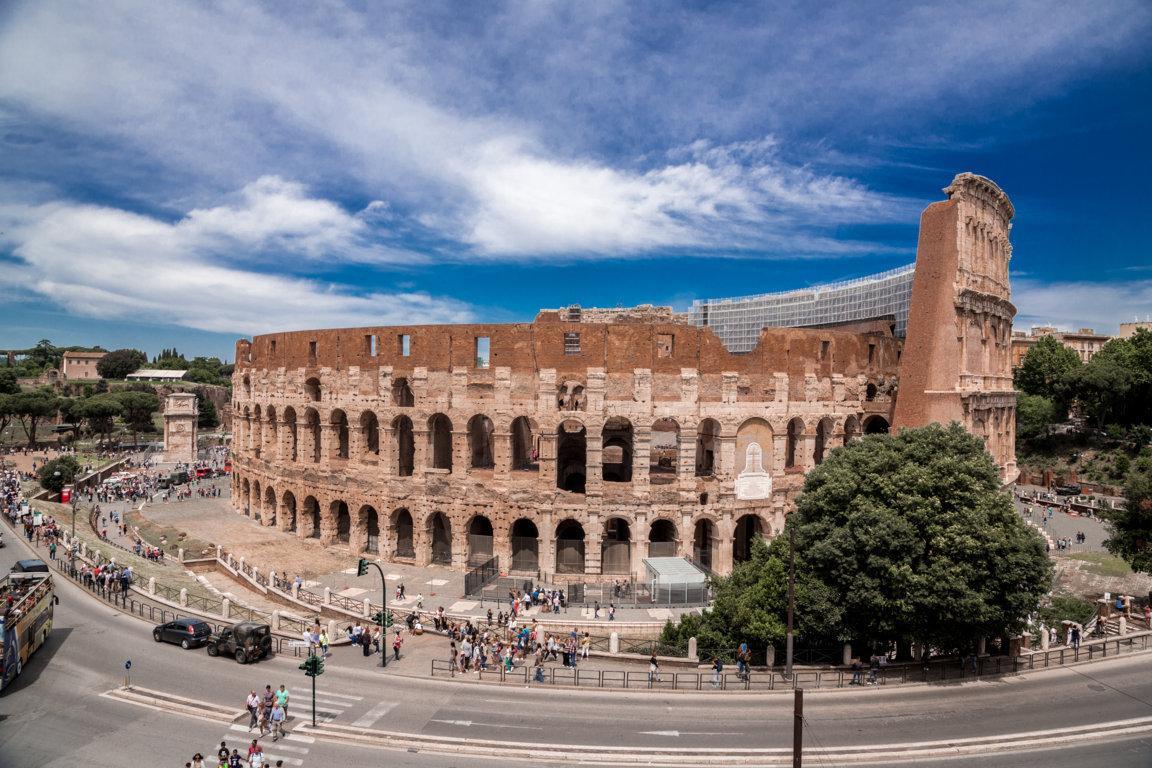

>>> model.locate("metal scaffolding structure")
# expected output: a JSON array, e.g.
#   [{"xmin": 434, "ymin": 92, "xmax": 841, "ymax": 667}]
[{"xmin": 689, "ymin": 264, "xmax": 916, "ymax": 352}]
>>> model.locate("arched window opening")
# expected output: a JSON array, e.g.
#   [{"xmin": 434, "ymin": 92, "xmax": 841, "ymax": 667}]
[
  {"xmin": 333, "ymin": 501, "xmax": 350, "ymax": 544},
  {"xmin": 283, "ymin": 406, "xmax": 298, "ymax": 462},
  {"xmin": 361, "ymin": 506, "xmax": 380, "ymax": 553},
  {"xmin": 649, "ymin": 418, "xmax": 679, "ymax": 484},
  {"xmin": 241, "ymin": 479, "xmax": 251, "ymax": 516},
  {"xmin": 601, "ymin": 518, "xmax": 631, "ymax": 575},
  {"xmin": 467, "ymin": 515, "xmax": 494, "ymax": 565},
  {"xmin": 557, "ymin": 380, "xmax": 586, "ymax": 411},
  {"xmin": 429, "ymin": 512, "xmax": 452, "ymax": 565},
  {"xmin": 843, "ymin": 416, "xmax": 860, "ymax": 443},
  {"xmin": 360, "ymin": 411, "xmax": 379, "ymax": 458},
  {"xmin": 695, "ymin": 418, "xmax": 720, "ymax": 477},
  {"xmin": 602, "ymin": 417, "xmax": 633, "ymax": 482},
  {"xmin": 428, "ymin": 414, "xmax": 453, "ymax": 471},
  {"xmin": 303, "ymin": 496, "xmax": 321, "ymax": 539},
  {"xmin": 242, "ymin": 375, "xmax": 251, "ymax": 398},
  {"xmin": 281, "ymin": 491, "xmax": 296, "ymax": 533},
  {"xmin": 263, "ymin": 487, "xmax": 277, "ymax": 528},
  {"xmin": 556, "ymin": 420, "xmax": 587, "ymax": 493},
  {"xmin": 331, "ymin": 409, "xmax": 350, "ymax": 460},
  {"xmin": 813, "ymin": 417, "xmax": 834, "ymax": 465},
  {"xmin": 864, "ymin": 415, "xmax": 890, "ymax": 435},
  {"xmin": 251, "ymin": 481, "xmax": 262, "ymax": 522},
  {"xmin": 468, "ymin": 415, "xmax": 495, "ymax": 469},
  {"xmin": 393, "ymin": 509, "xmax": 414, "ymax": 558},
  {"xmin": 733, "ymin": 514, "xmax": 763, "ymax": 563},
  {"xmin": 304, "ymin": 409, "xmax": 321, "ymax": 463},
  {"xmin": 304, "ymin": 377, "xmax": 321, "ymax": 402},
  {"xmin": 393, "ymin": 415, "xmax": 415, "ymax": 476},
  {"xmin": 785, "ymin": 417, "xmax": 804, "ymax": 469},
  {"xmin": 555, "ymin": 519, "xmax": 586, "ymax": 574},
  {"xmin": 693, "ymin": 519, "xmax": 716, "ymax": 572},
  {"xmin": 392, "ymin": 377, "xmax": 414, "ymax": 407},
  {"xmin": 736, "ymin": 417, "xmax": 774, "ymax": 475},
  {"xmin": 648, "ymin": 519, "xmax": 678, "ymax": 558},
  {"xmin": 510, "ymin": 519, "xmax": 539, "ymax": 572},
  {"xmin": 865, "ymin": 383, "xmax": 878, "ymax": 402},
  {"xmin": 510, "ymin": 416, "xmax": 538, "ymax": 471}
]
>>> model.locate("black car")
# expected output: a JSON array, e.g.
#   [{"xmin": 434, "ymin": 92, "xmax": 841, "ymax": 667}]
[
  {"xmin": 152, "ymin": 617, "xmax": 212, "ymax": 649},
  {"xmin": 10, "ymin": 559, "xmax": 49, "ymax": 573}
]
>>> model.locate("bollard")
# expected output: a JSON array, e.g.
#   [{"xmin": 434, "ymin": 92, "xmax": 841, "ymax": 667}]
[
  {"xmin": 687, "ymin": 637, "xmax": 698, "ymax": 662},
  {"xmin": 148, "ymin": 577, "xmax": 156, "ymax": 596},
  {"xmin": 292, "ymin": 582, "xmax": 300, "ymax": 600},
  {"xmin": 324, "ymin": 587, "xmax": 332, "ymax": 605},
  {"xmin": 765, "ymin": 645, "xmax": 776, "ymax": 668},
  {"xmin": 1039, "ymin": 625, "xmax": 1050, "ymax": 650},
  {"xmin": 177, "ymin": 547, "xmax": 185, "ymax": 562},
  {"xmin": 978, "ymin": 637, "xmax": 987, "ymax": 656},
  {"xmin": 842, "ymin": 643, "xmax": 853, "ymax": 667},
  {"xmin": 179, "ymin": 588, "xmax": 188, "ymax": 607},
  {"xmin": 363, "ymin": 598, "xmax": 371, "ymax": 618},
  {"xmin": 272, "ymin": 610, "xmax": 280, "ymax": 629},
  {"xmin": 222, "ymin": 598, "xmax": 231, "ymax": 618},
  {"xmin": 609, "ymin": 632, "xmax": 620, "ymax": 655},
  {"xmin": 268, "ymin": 569, "xmax": 277, "ymax": 588},
  {"xmin": 327, "ymin": 619, "xmax": 338, "ymax": 640},
  {"xmin": 1119, "ymin": 617, "xmax": 1127, "ymax": 635},
  {"xmin": 216, "ymin": 544, "xmax": 222, "ymax": 560}
]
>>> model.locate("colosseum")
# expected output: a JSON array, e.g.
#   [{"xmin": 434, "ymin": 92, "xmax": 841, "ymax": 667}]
[{"xmin": 229, "ymin": 172, "xmax": 1019, "ymax": 579}]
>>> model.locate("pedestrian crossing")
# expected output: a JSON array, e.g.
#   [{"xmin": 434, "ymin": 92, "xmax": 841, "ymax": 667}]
[
  {"xmin": 217, "ymin": 723, "xmax": 314, "ymax": 766},
  {"xmin": 213, "ymin": 687, "xmax": 362, "ymax": 765},
  {"xmin": 290, "ymin": 686, "xmax": 363, "ymax": 724}
]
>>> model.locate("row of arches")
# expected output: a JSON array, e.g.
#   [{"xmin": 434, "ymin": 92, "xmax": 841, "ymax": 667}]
[
  {"xmin": 238, "ymin": 406, "xmax": 890, "ymax": 491},
  {"xmin": 233, "ymin": 476, "xmax": 773, "ymax": 575}
]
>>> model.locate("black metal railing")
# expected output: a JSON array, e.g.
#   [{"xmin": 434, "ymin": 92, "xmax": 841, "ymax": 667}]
[{"xmin": 463, "ymin": 556, "xmax": 501, "ymax": 596}]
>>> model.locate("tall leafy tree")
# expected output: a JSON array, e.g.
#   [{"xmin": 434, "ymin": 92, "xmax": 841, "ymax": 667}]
[
  {"xmin": 1015, "ymin": 336, "xmax": 1081, "ymax": 399},
  {"xmin": 0, "ymin": 368, "xmax": 19, "ymax": 395},
  {"xmin": 792, "ymin": 423, "xmax": 1051, "ymax": 656},
  {"xmin": 29, "ymin": 339, "xmax": 61, "ymax": 372},
  {"xmin": 97, "ymin": 348, "xmax": 147, "ymax": 380},
  {"xmin": 1016, "ymin": 393, "xmax": 1057, "ymax": 440},
  {"xmin": 115, "ymin": 390, "xmax": 160, "ymax": 447},
  {"xmin": 11, "ymin": 390, "xmax": 60, "ymax": 445},
  {"xmin": 38, "ymin": 455, "xmax": 81, "ymax": 494},
  {"xmin": 195, "ymin": 389, "xmax": 220, "ymax": 429},
  {"xmin": 1099, "ymin": 456, "xmax": 1152, "ymax": 574},
  {"xmin": 74, "ymin": 394, "xmax": 123, "ymax": 443}
]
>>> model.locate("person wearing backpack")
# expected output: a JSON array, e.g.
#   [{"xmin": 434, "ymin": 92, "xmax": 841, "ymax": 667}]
[{"xmin": 711, "ymin": 657, "xmax": 723, "ymax": 688}]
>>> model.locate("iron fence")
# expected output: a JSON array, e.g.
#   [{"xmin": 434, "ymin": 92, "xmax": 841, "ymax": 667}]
[{"xmin": 463, "ymin": 556, "xmax": 501, "ymax": 596}]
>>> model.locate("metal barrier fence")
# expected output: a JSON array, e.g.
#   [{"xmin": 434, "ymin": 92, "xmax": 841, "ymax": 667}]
[
  {"xmin": 562, "ymin": 578, "xmax": 712, "ymax": 607},
  {"xmin": 463, "ymin": 556, "xmax": 501, "ymax": 596}
]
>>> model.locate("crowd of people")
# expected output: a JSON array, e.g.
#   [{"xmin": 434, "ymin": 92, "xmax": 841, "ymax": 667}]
[
  {"xmin": 186, "ymin": 735, "xmax": 288, "ymax": 767},
  {"xmin": 443, "ymin": 612, "xmax": 593, "ymax": 679}
]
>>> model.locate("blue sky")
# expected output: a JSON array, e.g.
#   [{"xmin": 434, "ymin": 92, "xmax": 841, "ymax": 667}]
[{"xmin": 1, "ymin": 1, "xmax": 1150, "ymax": 360}]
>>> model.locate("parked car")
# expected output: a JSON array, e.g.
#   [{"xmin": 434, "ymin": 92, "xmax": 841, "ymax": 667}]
[
  {"xmin": 152, "ymin": 617, "xmax": 212, "ymax": 649},
  {"xmin": 205, "ymin": 621, "xmax": 272, "ymax": 664},
  {"xmin": 10, "ymin": 559, "xmax": 49, "ymax": 573}
]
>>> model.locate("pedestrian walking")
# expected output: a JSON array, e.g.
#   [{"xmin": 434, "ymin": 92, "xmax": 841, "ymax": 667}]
[
  {"xmin": 245, "ymin": 690, "xmax": 259, "ymax": 730},
  {"xmin": 648, "ymin": 655, "xmax": 661, "ymax": 685},
  {"xmin": 270, "ymin": 702, "xmax": 286, "ymax": 741},
  {"xmin": 275, "ymin": 684, "xmax": 289, "ymax": 720},
  {"xmin": 711, "ymin": 657, "xmax": 723, "ymax": 687},
  {"xmin": 393, "ymin": 632, "xmax": 404, "ymax": 660}
]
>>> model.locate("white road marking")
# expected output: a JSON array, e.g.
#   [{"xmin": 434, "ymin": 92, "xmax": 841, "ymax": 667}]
[
  {"xmin": 291, "ymin": 687, "xmax": 363, "ymax": 701},
  {"xmin": 639, "ymin": 730, "xmax": 744, "ymax": 737},
  {"xmin": 426, "ymin": 578, "xmax": 449, "ymax": 586},
  {"xmin": 351, "ymin": 700, "xmax": 399, "ymax": 728},
  {"xmin": 430, "ymin": 718, "xmax": 542, "ymax": 730}
]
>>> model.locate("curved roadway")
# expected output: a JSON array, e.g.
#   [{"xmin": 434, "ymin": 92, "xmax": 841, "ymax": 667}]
[{"xmin": 1, "ymin": 532, "xmax": 1150, "ymax": 768}]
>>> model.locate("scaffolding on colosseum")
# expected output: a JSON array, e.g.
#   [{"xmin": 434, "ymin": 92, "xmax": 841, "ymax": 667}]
[{"xmin": 689, "ymin": 263, "xmax": 916, "ymax": 352}]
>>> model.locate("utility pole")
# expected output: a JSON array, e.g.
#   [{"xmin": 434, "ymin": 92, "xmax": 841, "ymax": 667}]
[
  {"xmin": 786, "ymin": 525, "xmax": 795, "ymax": 679},
  {"xmin": 793, "ymin": 687, "xmax": 804, "ymax": 768},
  {"xmin": 358, "ymin": 559, "xmax": 388, "ymax": 668}
]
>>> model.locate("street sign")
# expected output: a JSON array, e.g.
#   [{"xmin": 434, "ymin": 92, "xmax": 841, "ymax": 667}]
[{"xmin": 124, "ymin": 660, "xmax": 132, "ymax": 670}]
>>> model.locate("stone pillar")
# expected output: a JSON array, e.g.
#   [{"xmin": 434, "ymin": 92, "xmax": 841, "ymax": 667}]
[
  {"xmin": 179, "ymin": 588, "xmax": 188, "ymax": 607},
  {"xmin": 718, "ymin": 435, "xmax": 737, "ymax": 480},
  {"xmin": 324, "ymin": 586, "xmax": 332, "ymax": 606},
  {"xmin": 677, "ymin": 427, "xmax": 697, "ymax": 486},
  {"xmin": 347, "ymin": 422, "xmax": 363, "ymax": 464},
  {"xmin": 493, "ymin": 430, "xmax": 512, "ymax": 478},
  {"xmin": 451, "ymin": 429, "xmax": 469, "ymax": 475},
  {"xmin": 772, "ymin": 434, "xmax": 788, "ymax": 476},
  {"xmin": 716, "ymin": 512, "xmax": 734, "ymax": 575},
  {"xmin": 609, "ymin": 632, "xmax": 620, "ymax": 654},
  {"xmin": 296, "ymin": 419, "xmax": 310, "ymax": 464},
  {"xmin": 413, "ymin": 428, "xmax": 429, "ymax": 476},
  {"xmin": 842, "ymin": 643, "xmax": 852, "ymax": 666},
  {"xmin": 586, "ymin": 433, "xmax": 604, "ymax": 496},
  {"xmin": 148, "ymin": 577, "xmax": 156, "ymax": 595},
  {"xmin": 318, "ymin": 420, "xmax": 333, "ymax": 464},
  {"xmin": 632, "ymin": 425, "xmax": 651, "ymax": 489},
  {"xmin": 222, "ymin": 598, "xmax": 231, "ymax": 619},
  {"xmin": 539, "ymin": 510, "xmax": 556, "ymax": 577},
  {"xmin": 687, "ymin": 637, "xmax": 698, "ymax": 662},
  {"xmin": 585, "ymin": 524, "xmax": 604, "ymax": 576}
]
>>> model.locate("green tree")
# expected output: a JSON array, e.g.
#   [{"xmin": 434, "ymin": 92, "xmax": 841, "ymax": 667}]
[
  {"xmin": 115, "ymin": 390, "xmax": 160, "ymax": 447},
  {"xmin": 0, "ymin": 368, "xmax": 18, "ymax": 395},
  {"xmin": 74, "ymin": 394, "xmax": 123, "ymax": 444},
  {"xmin": 1099, "ymin": 456, "xmax": 1152, "ymax": 574},
  {"xmin": 29, "ymin": 339, "xmax": 62, "ymax": 372},
  {"xmin": 11, "ymin": 390, "xmax": 60, "ymax": 445},
  {"xmin": 1016, "ymin": 393, "xmax": 1057, "ymax": 441},
  {"xmin": 152, "ymin": 348, "xmax": 189, "ymax": 369},
  {"xmin": 38, "ymin": 454, "xmax": 81, "ymax": 494},
  {"xmin": 1015, "ymin": 336, "xmax": 1081, "ymax": 399},
  {"xmin": 196, "ymin": 389, "xmax": 220, "ymax": 429},
  {"xmin": 97, "ymin": 348, "xmax": 147, "ymax": 380},
  {"xmin": 791, "ymin": 423, "xmax": 1051, "ymax": 656},
  {"xmin": 0, "ymin": 394, "xmax": 15, "ymax": 441}
]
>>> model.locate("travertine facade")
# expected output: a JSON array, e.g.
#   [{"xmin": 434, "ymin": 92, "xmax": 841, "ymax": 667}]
[
  {"xmin": 231, "ymin": 172, "xmax": 1018, "ymax": 577},
  {"xmin": 162, "ymin": 392, "xmax": 199, "ymax": 463}
]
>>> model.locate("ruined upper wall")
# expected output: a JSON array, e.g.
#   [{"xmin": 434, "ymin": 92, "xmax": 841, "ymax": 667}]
[{"xmin": 235, "ymin": 319, "xmax": 900, "ymax": 382}]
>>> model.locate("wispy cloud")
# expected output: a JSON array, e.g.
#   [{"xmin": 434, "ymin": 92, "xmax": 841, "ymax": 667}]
[{"xmin": 1014, "ymin": 279, "xmax": 1152, "ymax": 335}]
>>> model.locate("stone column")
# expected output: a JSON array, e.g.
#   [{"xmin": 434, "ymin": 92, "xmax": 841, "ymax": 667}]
[
  {"xmin": 677, "ymin": 427, "xmax": 697, "ymax": 486},
  {"xmin": 413, "ymin": 428, "xmax": 429, "ymax": 476},
  {"xmin": 296, "ymin": 418, "xmax": 310, "ymax": 464},
  {"xmin": 718, "ymin": 435, "xmax": 737, "ymax": 480},
  {"xmin": 451, "ymin": 429, "xmax": 468, "ymax": 474},
  {"xmin": 632, "ymin": 425, "xmax": 651, "ymax": 489},
  {"xmin": 347, "ymin": 421, "xmax": 363, "ymax": 464},
  {"xmin": 716, "ymin": 511, "xmax": 734, "ymax": 575},
  {"xmin": 585, "ymin": 433, "xmax": 604, "ymax": 496},
  {"xmin": 772, "ymin": 434, "xmax": 788, "ymax": 476},
  {"xmin": 493, "ymin": 430, "xmax": 512, "ymax": 479},
  {"xmin": 381, "ymin": 425, "xmax": 395, "ymax": 476},
  {"xmin": 585, "ymin": 523, "xmax": 603, "ymax": 576}
]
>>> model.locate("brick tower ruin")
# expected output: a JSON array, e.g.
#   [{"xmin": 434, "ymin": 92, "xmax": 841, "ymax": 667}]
[{"xmin": 893, "ymin": 172, "xmax": 1017, "ymax": 482}]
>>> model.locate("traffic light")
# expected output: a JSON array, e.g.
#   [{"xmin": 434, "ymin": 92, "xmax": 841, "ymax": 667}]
[
  {"xmin": 357, "ymin": 558, "xmax": 368, "ymax": 577},
  {"xmin": 371, "ymin": 610, "xmax": 394, "ymax": 627},
  {"xmin": 298, "ymin": 654, "xmax": 325, "ymax": 677}
]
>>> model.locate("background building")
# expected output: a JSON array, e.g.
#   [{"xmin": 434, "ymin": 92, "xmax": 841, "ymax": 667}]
[
  {"xmin": 1118, "ymin": 321, "xmax": 1152, "ymax": 339},
  {"xmin": 1011, "ymin": 326, "xmax": 1112, "ymax": 368},
  {"xmin": 61, "ymin": 350, "xmax": 106, "ymax": 381}
]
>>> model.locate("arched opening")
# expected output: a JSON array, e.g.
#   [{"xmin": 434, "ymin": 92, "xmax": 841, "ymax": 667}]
[
  {"xmin": 601, "ymin": 518, "xmax": 631, "ymax": 575},
  {"xmin": 242, "ymin": 407, "xmax": 251, "ymax": 452},
  {"xmin": 602, "ymin": 417, "xmax": 633, "ymax": 482},
  {"xmin": 428, "ymin": 512, "xmax": 452, "ymax": 565},
  {"xmin": 242, "ymin": 374, "xmax": 251, "ymax": 398},
  {"xmin": 263, "ymin": 486, "xmax": 277, "ymax": 527},
  {"xmin": 555, "ymin": 519, "xmax": 586, "ymax": 574},
  {"xmin": 391, "ymin": 377, "xmax": 414, "ymax": 407},
  {"xmin": 557, "ymin": 380, "xmax": 586, "ymax": 411},
  {"xmin": 467, "ymin": 415, "xmax": 495, "ymax": 469},
  {"xmin": 248, "ymin": 408, "xmax": 261, "ymax": 458},
  {"xmin": 695, "ymin": 418, "xmax": 720, "ymax": 476},
  {"xmin": 649, "ymin": 418, "xmax": 679, "ymax": 484},
  {"xmin": 843, "ymin": 415, "xmax": 860, "ymax": 444},
  {"xmin": 785, "ymin": 417, "xmax": 804, "ymax": 469},
  {"xmin": 265, "ymin": 406, "xmax": 278, "ymax": 459},
  {"xmin": 428, "ymin": 414, "xmax": 453, "ymax": 471},
  {"xmin": 251, "ymin": 480, "xmax": 262, "ymax": 522},
  {"xmin": 510, "ymin": 519, "xmax": 539, "ymax": 572},
  {"xmin": 737, "ymin": 416, "xmax": 774, "ymax": 476},
  {"xmin": 556, "ymin": 420, "xmax": 587, "ymax": 493},
  {"xmin": 733, "ymin": 514, "xmax": 763, "ymax": 563},
  {"xmin": 467, "ymin": 515, "xmax": 494, "ymax": 565},
  {"xmin": 360, "ymin": 411, "xmax": 379, "ymax": 459},
  {"xmin": 361, "ymin": 505, "xmax": 380, "ymax": 553},
  {"xmin": 510, "ymin": 416, "xmax": 538, "ymax": 471},
  {"xmin": 304, "ymin": 408, "xmax": 321, "ymax": 463},
  {"xmin": 865, "ymin": 382, "xmax": 878, "ymax": 402},
  {"xmin": 281, "ymin": 491, "xmax": 297, "ymax": 533},
  {"xmin": 283, "ymin": 406, "xmax": 298, "ymax": 462},
  {"xmin": 693, "ymin": 519, "xmax": 717, "ymax": 572},
  {"xmin": 813, "ymin": 417, "xmax": 834, "ymax": 465},
  {"xmin": 393, "ymin": 508, "xmax": 414, "ymax": 558},
  {"xmin": 241, "ymin": 479, "xmax": 251, "ymax": 516},
  {"xmin": 392, "ymin": 415, "xmax": 415, "ymax": 476},
  {"xmin": 333, "ymin": 500, "xmax": 350, "ymax": 544},
  {"xmin": 649, "ymin": 518, "xmax": 678, "ymax": 558},
  {"xmin": 304, "ymin": 376, "xmax": 321, "ymax": 402},
  {"xmin": 864, "ymin": 415, "xmax": 890, "ymax": 435},
  {"xmin": 303, "ymin": 496, "xmax": 321, "ymax": 539},
  {"xmin": 330, "ymin": 409, "xmax": 350, "ymax": 460}
]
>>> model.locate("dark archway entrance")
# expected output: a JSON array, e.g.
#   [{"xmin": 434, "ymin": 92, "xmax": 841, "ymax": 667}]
[
  {"xmin": 429, "ymin": 512, "xmax": 452, "ymax": 565},
  {"xmin": 601, "ymin": 518, "xmax": 631, "ymax": 574},
  {"xmin": 556, "ymin": 420, "xmax": 586, "ymax": 493},
  {"xmin": 555, "ymin": 519, "xmax": 586, "ymax": 574},
  {"xmin": 693, "ymin": 519, "xmax": 716, "ymax": 572},
  {"xmin": 362, "ymin": 505, "xmax": 380, "ymax": 553},
  {"xmin": 511, "ymin": 519, "xmax": 539, "ymax": 572},
  {"xmin": 304, "ymin": 496, "xmax": 321, "ymax": 539},
  {"xmin": 282, "ymin": 491, "xmax": 296, "ymax": 533},
  {"xmin": 393, "ymin": 508, "xmax": 414, "ymax": 558},
  {"xmin": 602, "ymin": 418, "xmax": 633, "ymax": 482},
  {"xmin": 733, "ymin": 514, "xmax": 763, "ymax": 563},
  {"xmin": 429, "ymin": 414, "xmax": 453, "ymax": 471},
  {"xmin": 334, "ymin": 501, "xmax": 350, "ymax": 544},
  {"xmin": 864, "ymin": 415, "xmax": 890, "ymax": 434},
  {"xmin": 648, "ymin": 519, "xmax": 678, "ymax": 558},
  {"xmin": 393, "ymin": 416, "xmax": 415, "ymax": 476},
  {"xmin": 467, "ymin": 515, "xmax": 494, "ymax": 565}
]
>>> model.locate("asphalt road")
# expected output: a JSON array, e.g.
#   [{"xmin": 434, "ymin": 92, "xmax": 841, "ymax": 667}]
[{"xmin": 1, "ymin": 530, "xmax": 1151, "ymax": 767}]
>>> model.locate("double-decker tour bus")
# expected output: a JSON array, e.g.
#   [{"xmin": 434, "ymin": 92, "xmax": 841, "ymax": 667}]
[{"xmin": 0, "ymin": 572, "xmax": 55, "ymax": 691}]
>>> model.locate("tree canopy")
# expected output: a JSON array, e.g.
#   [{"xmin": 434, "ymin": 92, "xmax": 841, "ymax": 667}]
[
  {"xmin": 196, "ymin": 389, "xmax": 220, "ymax": 429},
  {"xmin": 0, "ymin": 368, "xmax": 19, "ymax": 395},
  {"xmin": 115, "ymin": 390, "xmax": 160, "ymax": 446},
  {"xmin": 1015, "ymin": 393, "xmax": 1058, "ymax": 441},
  {"xmin": 97, "ymin": 348, "xmax": 147, "ymax": 380},
  {"xmin": 10, "ymin": 390, "xmax": 60, "ymax": 444},
  {"xmin": 39, "ymin": 454, "xmax": 81, "ymax": 494},
  {"xmin": 1099, "ymin": 455, "xmax": 1152, "ymax": 574},
  {"xmin": 1014, "ymin": 336, "xmax": 1081, "ymax": 400}
]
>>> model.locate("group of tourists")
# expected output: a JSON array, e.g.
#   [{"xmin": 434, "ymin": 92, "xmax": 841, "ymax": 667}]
[
  {"xmin": 446, "ymin": 615, "xmax": 593, "ymax": 678},
  {"xmin": 188, "ymin": 737, "xmax": 287, "ymax": 767}
]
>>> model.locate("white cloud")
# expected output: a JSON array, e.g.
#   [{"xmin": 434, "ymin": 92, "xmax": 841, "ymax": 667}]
[
  {"xmin": 1014, "ymin": 279, "xmax": 1152, "ymax": 336},
  {"xmin": 0, "ymin": 188, "xmax": 473, "ymax": 335}
]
